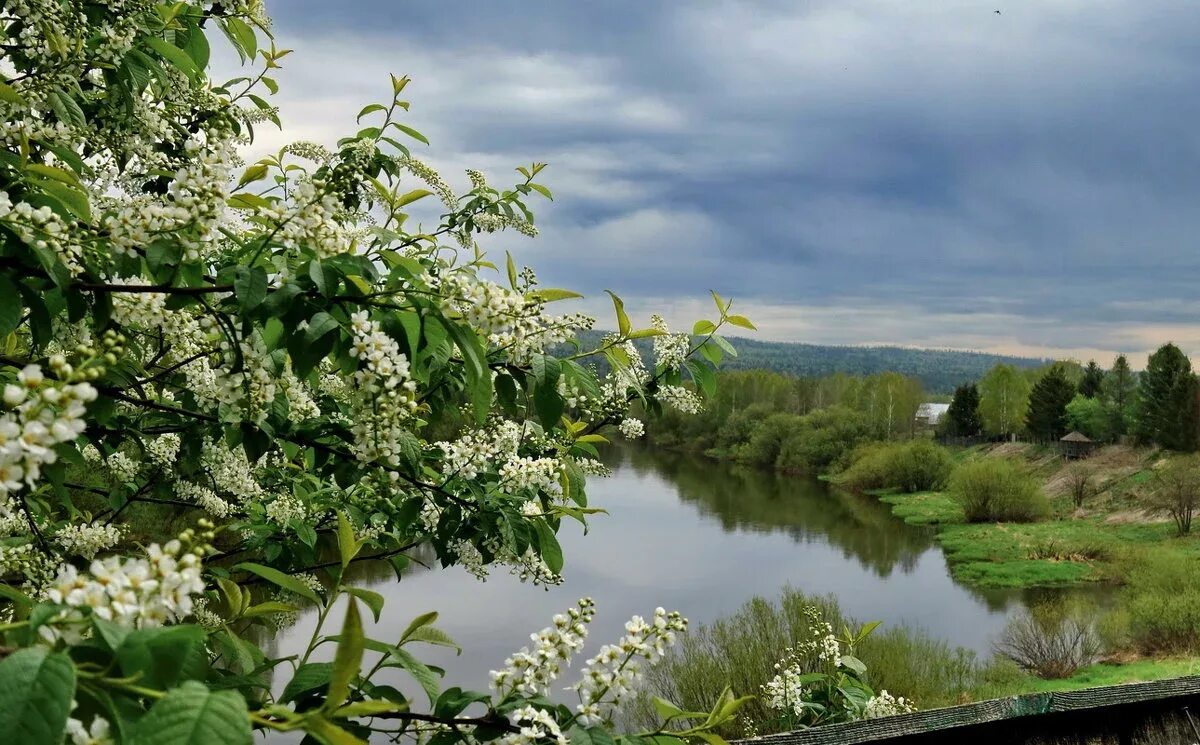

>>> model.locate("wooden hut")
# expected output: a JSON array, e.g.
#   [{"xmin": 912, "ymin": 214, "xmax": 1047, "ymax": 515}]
[
  {"xmin": 1059, "ymin": 431, "xmax": 1097, "ymax": 460},
  {"xmin": 740, "ymin": 676, "xmax": 1200, "ymax": 745}
]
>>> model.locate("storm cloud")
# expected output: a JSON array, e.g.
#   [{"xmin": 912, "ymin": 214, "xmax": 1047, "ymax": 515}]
[{"xmin": 247, "ymin": 1, "xmax": 1200, "ymax": 362}]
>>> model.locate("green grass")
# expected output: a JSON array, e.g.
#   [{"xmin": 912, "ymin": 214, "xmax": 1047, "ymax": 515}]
[
  {"xmin": 877, "ymin": 490, "xmax": 964, "ymax": 525},
  {"xmin": 870, "ymin": 487, "xmax": 1200, "ymax": 589},
  {"xmin": 976, "ymin": 656, "xmax": 1200, "ymax": 699}
]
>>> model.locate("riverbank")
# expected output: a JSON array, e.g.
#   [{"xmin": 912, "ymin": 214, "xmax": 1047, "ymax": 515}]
[{"xmin": 870, "ymin": 443, "xmax": 1200, "ymax": 590}]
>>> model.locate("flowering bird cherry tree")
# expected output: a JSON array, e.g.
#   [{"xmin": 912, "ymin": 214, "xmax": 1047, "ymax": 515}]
[{"xmin": 0, "ymin": 1, "xmax": 757, "ymax": 743}]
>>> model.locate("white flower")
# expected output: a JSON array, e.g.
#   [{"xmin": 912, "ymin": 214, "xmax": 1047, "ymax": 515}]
[{"xmin": 618, "ymin": 418, "xmax": 645, "ymax": 440}]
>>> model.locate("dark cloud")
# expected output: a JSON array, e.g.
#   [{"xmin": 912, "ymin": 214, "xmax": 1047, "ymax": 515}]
[{"xmin": 254, "ymin": 1, "xmax": 1200, "ymax": 359}]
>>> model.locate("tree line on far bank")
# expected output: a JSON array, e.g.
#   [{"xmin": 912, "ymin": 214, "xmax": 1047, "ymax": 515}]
[
  {"xmin": 943, "ymin": 343, "xmax": 1198, "ymax": 451},
  {"xmin": 646, "ymin": 343, "xmax": 1200, "ymax": 476}
]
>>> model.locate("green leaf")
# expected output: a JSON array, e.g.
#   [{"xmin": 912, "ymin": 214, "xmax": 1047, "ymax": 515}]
[
  {"xmin": 234, "ymin": 267, "xmax": 268, "ymax": 311},
  {"xmin": 838, "ymin": 654, "xmax": 868, "ymax": 676},
  {"xmin": 401, "ymin": 625, "xmax": 461, "ymax": 654},
  {"xmin": 305, "ymin": 311, "xmax": 341, "ymax": 344},
  {"xmin": 222, "ymin": 17, "xmax": 258, "ymax": 62},
  {"xmin": 384, "ymin": 648, "xmax": 440, "ymax": 706},
  {"xmin": 237, "ymin": 163, "xmax": 268, "ymax": 188},
  {"xmin": 345, "ymin": 587, "xmax": 385, "ymax": 623},
  {"xmin": 337, "ymin": 512, "xmax": 362, "ymax": 568},
  {"xmin": 528, "ymin": 182, "xmax": 553, "ymax": 200},
  {"xmin": 534, "ymin": 519, "xmax": 564, "ymax": 574},
  {"xmin": 726, "ymin": 314, "xmax": 756, "ymax": 330},
  {"xmin": 281, "ymin": 662, "xmax": 334, "ymax": 704},
  {"xmin": 399, "ymin": 611, "xmax": 439, "ymax": 644},
  {"xmin": 117, "ymin": 625, "xmax": 208, "ymax": 689},
  {"xmin": 129, "ymin": 681, "xmax": 252, "ymax": 745},
  {"xmin": 145, "ymin": 37, "xmax": 199, "ymax": 77},
  {"xmin": 242, "ymin": 601, "xmax": 300, "ymax": 618},
  {"xmin": 0, "ymin": 648, "xmax": 76, "ymax": 745},
  {"xmin": 606, "ymin": 290, "xmax": 631, "ymax": 336},
  {"xmin": 31, "ymin": 178, "xmax": 90, "ymax": 221},
  {"xmin": 309, "ymin": 261, "xmax": 334, "ymax": 295},
  {"xmin": 692, "ymin": 319, "xmax": 717, "ymax": 336},
  {"xmin": 396, "ymin": 188, "xmax": 432, "ymax": 207},
  {"xmin": 326, "ymin": 598, "xmax": 363, "ymax": 710},
  {"xmin": 529, "ymin": 288, "xmax": 583, "ymax": 303},
  {"xmin": 235, "ymin": 562, "xmax": 322, "ymax": 604},
  {"xmin": 391, "ymin": 122, "xmax": 429, "ymax": 145},
  {"xmin": 506, "ymin": 251, "xmax": 518, "ymax": 290},
  {"xmin": 356, "ymin": 103, "xmax": 386, "ymax": 122},
  {"xmin": 0, "ymin": 81, "xmax": 25, "ymax": 105},
  {"xmin": 0, "ymin": 277, "xmax": 21, "ymax": 337}
]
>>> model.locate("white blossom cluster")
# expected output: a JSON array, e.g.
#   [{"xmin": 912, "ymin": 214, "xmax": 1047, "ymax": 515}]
[
  {"xmin": 761, "ymin": 649, "xmax": 811, "ymax": 718},
  {"xmin": 0, "ymin": 193, "xmax": 86, "ymax": 276},
  {"xmin": 437, "ymin": 420, "xmax": 523, "ymax": 481},
  {"xmin": 44, "ymin": 536, "xmax": 207, "ymax": 632},
  {"xmin": 268, "ymin": 178, "xmax": 352, "ymax": 261},
  {"xmin": 498, "ymin": 706, "xmax": 565, "ymax": 745},
  {"xmin": 175, "ymin": 480, "xmax": 233, "ymax": 519},
  {"xmin": 0, "ymin": 362, "xmax": 98, "ymax": 512},
  {"xmin": 794, "ymin": 607, "xmax": 841, "ymax": 665},
  {"xmin": 65, "ymin": 714, "xmax": 113, "ymax": 745},
  {"xmin": 571, "ymin": 607, "xmax": 688, "ymax": 727},
  {"xmin": 650, "ymin": 315, "xmax": 690, "ymax": 371},
  {"xmin": 863, "ymin": 690, "xmax": 917, "ymax": 719},
  {"xmin": 656, "ymin": 385, "xmax": 704, "ymax": 415},
  {"xmin": 618, "ymin": 418, "xmax": 645, "ymax": 440},
  {"xmin": 347, "ymin": 311, "xmax": 418, "ymax": 466},
  {"xmin": 54, "ymin": 523, "xmax": 124, "ymax": 561},
  {"xmin": 102, "ymin": 136, "xmax": 237, "ymax": 263},
  {"xmin": 490, "ymin": 598, "xmax": 596, "ymax": 697}
]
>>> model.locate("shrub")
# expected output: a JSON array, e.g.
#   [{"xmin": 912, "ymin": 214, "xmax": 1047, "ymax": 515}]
[
  {"xmin": 1140, "ymin": 455, "xmax": 1200, "ymax": 535},
  {"xmin": 835, "ymin": 440, "xmax": 953, "ymax": 493},
  {"xmin": 625, "ymin": 587, "xmax": 1000, "ymax": 737},
  {"xmin": 773, "ymin": 406, "xmax": 873, "ymax": 473},
  {"xmin": 1123, "ymin": 550, "xmax": 1200, "ymax": 653},
  {"xmin": 993, "ymin": 599, "xmax": 1103, "ymax": 679},
  {"xmin": 950, "ymin": 459, "xmax": 1050, "ymax": 522},
  {"xmin": 1064, "ymin": 463, "xmax": 1095, "ymax": 509}
]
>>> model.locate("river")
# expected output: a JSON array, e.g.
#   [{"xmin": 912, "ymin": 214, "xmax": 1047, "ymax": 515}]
[{"xmin": 271, "ymin": 446, "xmax": 1082, "ymax": 703}]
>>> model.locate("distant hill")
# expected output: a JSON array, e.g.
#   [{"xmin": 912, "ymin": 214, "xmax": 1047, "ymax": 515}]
[
  {"xmin": 562, "ymin": 331, "xmax": 1047, "ymax": 393},
  {"xmin": 715, "ymin": 337, "xmax": 1047, "ymax": 392}
]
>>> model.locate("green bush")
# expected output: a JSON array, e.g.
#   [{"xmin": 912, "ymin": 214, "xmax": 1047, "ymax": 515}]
[
  {"xmin": 835, "ymin": 440, "xmax": 954, "ymax": 493},
  {"xmin": 623, "ymin": 587, "xmax": 1002, "ymax": 736},
  {"xmin": 773, "ymin": 406, "xmax": 872, "ymax": 473},
  {"xmin": 949, "ymin": 459, "xmax": 1050, "ymax": 522},
  {"xmin": 1124, "ymin": 550, "xmax": 1200, "ymax": 653}
]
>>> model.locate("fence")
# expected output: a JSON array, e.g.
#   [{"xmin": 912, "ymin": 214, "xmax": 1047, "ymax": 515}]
[{"xmin": 741, "ymin": 677, "xmax": 1200, "ymax": 745}]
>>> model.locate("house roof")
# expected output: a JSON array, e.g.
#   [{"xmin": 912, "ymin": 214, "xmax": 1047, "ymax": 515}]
[
  {"xmin": 1060, "ymin": 431, "xmax": 1093, "ymax": 442},
  {"xmin": 915, "ymin": 403, "xmax": 950, "ymax": 418}
]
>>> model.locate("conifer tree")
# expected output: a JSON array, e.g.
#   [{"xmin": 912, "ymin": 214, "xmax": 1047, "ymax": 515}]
[
  {"xmin": 1079, "ymin": 360, "xmax": 1105, "ymax": 398},
  {"xmin": 1026, "ymin": 364, "xmax": 1077, "ymax": 440},
  {"xmin": 1135, "ymin": 343, "xmax": 1200, "ymax": 451},
  {"xmin": 945, "ymin": 383, "xmax": 983, "ymax": 436},
  {"xmin": 1102, "ymin": 354, "xmax": 1137, "ymax": 437}
]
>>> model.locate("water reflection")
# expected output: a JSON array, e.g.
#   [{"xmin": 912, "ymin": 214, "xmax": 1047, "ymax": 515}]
[{"xmin": 273, "ymin": 447, "xmax": 1093, "ymax": 704}]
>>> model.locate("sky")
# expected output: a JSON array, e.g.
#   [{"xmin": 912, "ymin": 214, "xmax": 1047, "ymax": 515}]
[{"xmin": 245, "ymin": 1, "xmax": 1200, "ymax": 363}]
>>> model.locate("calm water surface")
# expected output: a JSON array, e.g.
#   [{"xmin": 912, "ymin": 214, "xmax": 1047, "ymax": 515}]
[{"xmin": 273, "ymin": 447, "xmax": 1070, "ymax": 697}]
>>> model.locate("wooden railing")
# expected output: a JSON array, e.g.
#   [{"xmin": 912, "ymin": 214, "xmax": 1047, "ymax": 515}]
[{"xmin": 742, "ymin": 677, "xmax": 1200, "ymax": 745}]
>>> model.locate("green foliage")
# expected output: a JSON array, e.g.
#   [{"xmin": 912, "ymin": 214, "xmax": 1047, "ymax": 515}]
[
  {"xmin": 0, "ymin": 3, "xmax": 750, "ymax": 744},
  {"xmin": 1065, "ymin": 395, "xmax": 1114, "ymax": 442},
  {"xmin": 979, "ymin": 364, "xmax": 1032, "ymax": 439},
  {"xmin": 834, "ymin": 440, "xmax": 953, "ymax": 493},
  {"xmin": 627, "ymin": 588, "xmax": 1001, "ymax": 738},
  {"xmin": 943, "ymin": 383, "xmax": 982, "ymax": 437},
  {"xmin": 1079, "ymin": 360, "xmax": 1105, "ymax": 399},
  {"xmin": 949, "ymin": 459, "xmax": 1050, "ymax": 523},
  {"xmin": 1123, "ymin": 550, "xmax": 1200, "ymax": 654},
  {"xmin": 1140, "ymin": 454, "xmax": 1200, "ymax": 536},
  {"xmin": 1025, "ymin": 364, "xmax": 1077, "ymax": 440},
  {"xmin": 1135, "ymin": 343, "xmax": 1199, "ymax": 451},
  {"xmin": 1102, "ymin": 355, "xmax": 1137, "ymax": 437}
]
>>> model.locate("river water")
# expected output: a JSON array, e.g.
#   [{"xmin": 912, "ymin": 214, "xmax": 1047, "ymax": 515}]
[{"xmin": 273, "ymin": 446, "xmax": 1069, "ymax": 698}]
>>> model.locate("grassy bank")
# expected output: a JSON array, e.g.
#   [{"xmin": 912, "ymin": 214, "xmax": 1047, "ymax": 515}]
[{"xmin": 868, "ymin": 444, "xmax": 1200, "ymax": 590}]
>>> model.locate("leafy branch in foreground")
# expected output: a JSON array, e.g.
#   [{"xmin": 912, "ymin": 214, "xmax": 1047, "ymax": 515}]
[{"xmin": 0, "ymin": 0, "xmax": 753, "ymax": 743}]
